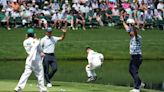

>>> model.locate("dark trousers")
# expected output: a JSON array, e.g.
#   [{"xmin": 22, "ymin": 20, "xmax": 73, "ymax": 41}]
[
  {"xmin": 129, "ymin": 54, "xmax": 142, "ymax": 89},
  {"xmin": 43, "ymin": 53, "xmax": 57, "ymax": 83}
]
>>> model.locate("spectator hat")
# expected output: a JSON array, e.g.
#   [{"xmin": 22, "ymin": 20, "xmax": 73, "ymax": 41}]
[
  {"xmin": 35, "ymin": 5, "xmax": 39, "ymax": 8},
  {"xmin": 43, "ymin": 6, "xmax": 48, "ymax": 9},
  {"xmin": 6, "ymin": 8, "xmax": 12, "ymax": 12},
  {"xmin": 74, "ymin": 0, "xmax": 78, "ymax": 3},
  {"xmin": 126, "ymin": 18, "xmax": 135, "ymax": 24},
  {"xmin": 27, "ymin": 28, "xmax": 35, "ymax": 34},
  {"xmin": 114, "ymin": 5, "xmax": 117, "ymax": 8},
  {"xmin": 140, "ymin": 12, "xmax": 144, "ymax": 15},
  {"xmin": 51, "ymin": 10, "xmax": 55, "ymax": 14},
  {"xmin": 65, "ymin": 0, "xmax": 69, "ymax": 3},
  {"xmin": 1, "ymin": 9, "xmax": 5, "ymax": 12},
  {"xmin": 46, "ymin": 27, "xmax": 52, "ymax": 32},
  {"xmin": 148, "ymin": 6, "xmax": 151, "ymax": 8},
  {"xmin": 12, "ymin": 0, "xmax": 17, "ymax": 2},
  {"xmin": 109, "ymin": 0, "xmax": 114, "ymax": 2},
  {"xmin": 44, "ymin": 1, "xmax": 49, "ymax": 4}
]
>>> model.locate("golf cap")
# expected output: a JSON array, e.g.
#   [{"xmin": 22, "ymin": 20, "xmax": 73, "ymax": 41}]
[
  {"xmin": 46, "ymin": 27, "xmax": 52, "ymax": 32},
  {"xmin": 1, "ymin": 9, "xmax": 5, "ymax": 12},
  {"xmin": 65, "ymin": 0, "xmax": 68, "ymax": 3},
  {"xmin": 44, "ymin": 1, "xmax": 49, "ymax": 4},
  {"xmin": 126, "ymin": 18, "xmax": 135, "ymax": 24},
  {"xmin": 13, "ymin": 0, "xmax": 17, "ymax": 2},
  {"xmin": 27, "ymin": 28, "xmax": 35, "ymax": 34}
]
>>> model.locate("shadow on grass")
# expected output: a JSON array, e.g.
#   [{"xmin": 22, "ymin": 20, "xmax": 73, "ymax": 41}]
[{"xmin": 52, "ymin": 84, "xmax": 61, "ymax": 87}]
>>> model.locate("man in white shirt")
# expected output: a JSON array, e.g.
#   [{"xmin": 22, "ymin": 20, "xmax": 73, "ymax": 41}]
[
  {"xmin": 0, "ymin": 0, "xmax": 7, "ymax": 8},
  {"xmin": 62, "ymin": 0, "xmax": 71, "ymax": 12},
  {"xmin": 157, "ymin": 0, "xmax": 164, "ymax": 11},
  {"xmin": 85, "ymin": 47, "xmax": 104, "ymax": 82},
  {"xmin": 72, "ymin": 1, "xmax": 80, "ymax": 12},
  {"xmin": 14, "ymin": 28, "xmax": 47, "ymax": 92},
  {"xmin": 20, "ymin": 8, "xmax": 33, "ymax": 26},
  {"xmin": 41, "ymin": 27, "xmax": 66, "ymax": 88}
]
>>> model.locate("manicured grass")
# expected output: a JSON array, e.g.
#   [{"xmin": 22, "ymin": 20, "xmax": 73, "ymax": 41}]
[
  {"xmin": 0, "ymin": 27, "xmax": 163, "ymax": 91},
  {"xmin": 0, "ymin": 27, "xmax": 164, "ymax": 60},
  {"xmin": 0, "ymin": 80, "xmax": 159, "ymax": 92},
  {"xmin": 0, "ymin": 60, "xmax": 163, "ymax": 91}
]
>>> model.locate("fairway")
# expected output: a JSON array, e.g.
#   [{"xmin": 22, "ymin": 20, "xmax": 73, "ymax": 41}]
[
  {"xmin": 0, "ymin": 60, "xmax": 163, "ymax": 91},
  {"xmin": 0, "ymin": 27, "xmax": 164, "ymax": 91},
  {"xmin": 0, "ymin": 27, "xmax": 164, "ymax": 60},
  {"xmin": 0, "ymin": 80, "xmax": 160, "ymax": 92}
]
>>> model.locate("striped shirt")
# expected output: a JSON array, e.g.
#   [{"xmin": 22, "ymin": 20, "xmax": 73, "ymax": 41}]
[{"xmin": 130, "ymin": 35, "xmax": 142, "ymax": 55}]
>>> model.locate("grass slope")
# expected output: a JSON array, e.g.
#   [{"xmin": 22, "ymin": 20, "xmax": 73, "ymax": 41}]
[
  {"xmin": 0, "ymin": 27, "xmax": 164, "ymax": 60},
  {"xmin": 0, "ymin": 80, "xmax": 159, "ymax": 92}
]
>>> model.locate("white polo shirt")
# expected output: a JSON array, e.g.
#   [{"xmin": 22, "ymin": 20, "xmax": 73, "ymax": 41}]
[
  {"xmin": 41, "ymin": 35, "xmax": 60, "ymax": 54},
  {"xmin": 23, "ymin": 37, "xmax": 42, "ymax": 65},
  {"xmin": 87, "ymin": 50, "xmax": 104, "ymax": 66}
]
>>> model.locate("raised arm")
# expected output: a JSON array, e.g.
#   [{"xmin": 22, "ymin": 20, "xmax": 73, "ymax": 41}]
[
  {"xmin": 58, "ymin": 29, "xmax": 67, "ymax": 41},
  {"xmin": 120, "ymin": 15, "xmax": 129, "ymax": 32}
]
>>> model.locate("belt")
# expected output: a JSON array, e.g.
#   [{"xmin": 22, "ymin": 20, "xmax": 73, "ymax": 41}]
[{"xmin": 44, "ymin": 53, "xmax": 54, "ymax": 55}]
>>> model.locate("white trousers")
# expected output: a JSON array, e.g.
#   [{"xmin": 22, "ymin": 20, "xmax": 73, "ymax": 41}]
[
  {"xmin": 15, "ymin": 60, "xmax": 47, "ymax": 92},
  {"xmin": 85, "ymin": 64, "xmax": 101, "ymax": 77}
]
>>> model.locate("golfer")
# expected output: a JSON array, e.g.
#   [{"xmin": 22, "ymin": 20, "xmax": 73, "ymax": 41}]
[
  {"xmin": 14, "ymin": 28, "xmax": 47, "ymax": 92},
  {"xmin": 121, "ymin": 16, "xmax": 144, "ymax": 92},
  {"xmin": 41, "ymin": 27, "xmax": 66, "ymax": 88},
  {"xmin": 85, "ymin": 47, "xmax": 104, "ymax": 82}
]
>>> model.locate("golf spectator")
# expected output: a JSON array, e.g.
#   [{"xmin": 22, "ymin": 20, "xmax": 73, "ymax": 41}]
[
  {"xmin": 136, "ymin": 11, "xmax": 145, "ymax": 30},
  {"xmin": 20, "ymin": 7, "xmax": 33, "ymax": 27},
  {"xmin": 38, "ymin": 13, "xmax": 48, "ymax": 29},
  {"xmin": 154, "ymin": 9, "xmax": 163, "ymax": 20},
  {"xmin": 72, "ymin": 1, "xmax": 80, "ymax": 12},
  {"xmin": 10, "ymin": 0, "xmax": 20, "ymax": 12},
  {"xmin": 60, "ymin": 10, "xmax": 68, "ymax": 29},
  {"xmin": 52, "ymin": 11, "xmax": 60, "ymax": 29},
  {"xmin": 0, "ymin": 0, "xmax": 7, "ymax": 8},
  {"xmin": 0, "ymin": 9, "xmax": 11, "ymax": 30},
  {"xmin": 76, "ymin": 12, "xmax": 86, "ymax": 30},
  {"xmin": 157, "ymin": 0, "xmax": 164, "ymax": 11},
  {"xmin": 67, "ymin": 12, "xmax": 75, "ymax": 30},
  {"xmin": 35, "ymin": 0, "xmax": 44, "ymax": 9},
  {"xmin": 62, "ymin": 0, "xmax": 71, "ymax": 12},
  {"xmin": 0, "ymin": 0, "xmax": 163, "ymax": 30},
  {"xmin": 51, "ymin": 0, "xmax": 60, "ymax": 12}
]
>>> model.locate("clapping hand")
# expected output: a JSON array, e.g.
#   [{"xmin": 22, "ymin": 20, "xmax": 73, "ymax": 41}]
[
  {"xmin": 120, "ymin": 15, "xmax": 124, "ymax": 22},
  {"xmin": 62, "ymin": 29, "xmax": 67, "ymax": 33}
]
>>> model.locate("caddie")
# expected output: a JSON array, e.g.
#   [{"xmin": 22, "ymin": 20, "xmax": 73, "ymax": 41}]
[{"xmin": 14, "ymin": 28, "xmax": 47, "ymax": 92}]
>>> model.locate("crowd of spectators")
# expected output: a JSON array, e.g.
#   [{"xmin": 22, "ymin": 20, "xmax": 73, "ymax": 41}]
[{"xmin": 0, "ymin": 0, "xmax": 163, "ymax": 31}]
